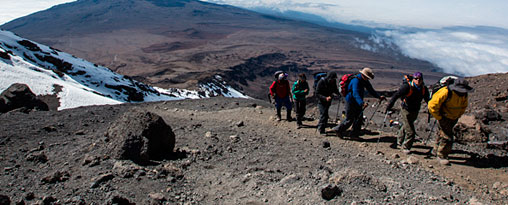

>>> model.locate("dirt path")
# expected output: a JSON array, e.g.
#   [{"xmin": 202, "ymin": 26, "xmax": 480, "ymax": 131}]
[{"xmin": 1, "ymin": 97, "xmax": 507, "ymax": 204}]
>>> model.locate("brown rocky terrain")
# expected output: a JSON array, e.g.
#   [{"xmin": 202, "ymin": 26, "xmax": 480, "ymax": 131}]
[
  {"xmin": 0, "ymin": 73, "xmax": 507, "ymax": 204},
  {"xmin": 1, "ymin": 0, "xmax": 446, "ymax": 99}
]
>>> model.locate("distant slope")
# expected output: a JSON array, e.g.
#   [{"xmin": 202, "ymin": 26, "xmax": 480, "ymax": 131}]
[
  {"xmin": 0, "ymin": 0, "xmax": 442, "ymax": 99},
  {"xmin": 0, "ymin": 30, "xmax": 248, "ymax": 110}
]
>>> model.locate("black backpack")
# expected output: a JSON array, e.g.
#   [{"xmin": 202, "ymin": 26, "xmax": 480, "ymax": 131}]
[
  {"xmin": 429, "ymin": 76, "xmax": 458, "ymax": 103},
  {"xmin": 313, "ymin": 72, "xmax": 327, "ymax": 93}
]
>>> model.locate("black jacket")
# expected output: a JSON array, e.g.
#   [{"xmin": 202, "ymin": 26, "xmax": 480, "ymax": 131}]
[
  {"xmin": 387, "ymin": 82, "xmax": 430, "ymax": 112},
  {"xmin": 316, "ymin": 72, "xmax": 340, "ymax": 105}
]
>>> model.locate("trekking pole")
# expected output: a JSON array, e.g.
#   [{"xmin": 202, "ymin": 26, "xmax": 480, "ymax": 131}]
[
  {"xmin": 425, "ymin": 119, "xmax": 437, "ymax": 145},
  {"xmin": 364, "ymin": 101, "xmax": 381, "ymax": 129},
  {"xmin": 375, "ymin": 111, "xmax": 391, "ymax": 149},
  {"xmin": 334, "ymin": 97, "xmax": 342, "ymax": 123}
]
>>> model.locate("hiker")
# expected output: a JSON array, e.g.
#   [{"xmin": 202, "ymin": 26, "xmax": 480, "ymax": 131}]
[
  {"xmin": 315, "ymin": 72, "xmax": 340, "ymax": 135},
  {"xmin": 270, "ymin": 72, "xmax": 293, "ymax": 121},
  {"xmin": 385, "ymin": 72, "xmax": 430, "ymax": 154},
  {"xmin": 333, "ymin": 67, "xmax": 385, "ymax": 138},
  {"xmin": 292, "ymin": 73, "xmax": 309, "ymax": 128},
  {"xmin": 428, "ymin": 78, "xmax": 473, "ymax": 165}
]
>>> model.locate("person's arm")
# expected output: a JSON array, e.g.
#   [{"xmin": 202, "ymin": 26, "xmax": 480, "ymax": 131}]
[
  {"xmin": 428, "ymin": 87, "xmax": 449, "ymax": 120},
  {"xmin": 292, "ymin": 81, "xmax": 305, "ymax": 95},
  {"xmin": 269, "ymin": 81, "xmax": 277, "ymax": 97},
  {"xmin": 386, "ymin": 84, "xmax": 409, "ymax": 111},
  {"xmin": 303, "ymin": 82, "xmax": 309, "ymax": 96},
  {"xmin": 351, "ymin": 78, "xmax": 364, "ymax": 106},
  {"xmin": 365, "ymin": 80, "xmax": 381, "ymax": 99},
  {"xmin": 315, "ymin": 80, "xmax": 327, "ymax": 101},
  {"xmin": 423, "ymin": 86, "xmax": 431, "ymax": 103}
]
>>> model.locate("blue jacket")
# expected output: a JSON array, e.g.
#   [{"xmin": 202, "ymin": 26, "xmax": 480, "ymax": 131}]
[{"xmin": 345, "ymin": 74, "xmax": 381, "ymax": 106}]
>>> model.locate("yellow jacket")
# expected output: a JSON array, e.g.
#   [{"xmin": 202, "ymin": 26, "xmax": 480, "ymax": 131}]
[{"xmin": 428, "ymin": 86, "xmax": 468, "ymax": 120}]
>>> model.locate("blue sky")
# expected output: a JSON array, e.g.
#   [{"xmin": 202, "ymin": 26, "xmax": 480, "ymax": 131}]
[{"xmin": 2, "ymin": 0, "xmax": 507, "ymax": 76}]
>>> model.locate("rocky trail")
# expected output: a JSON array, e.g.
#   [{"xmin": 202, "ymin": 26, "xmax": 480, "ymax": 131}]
[{"xmin": 1, "ymin": 94, "xmax": 507, "ymax": 204}]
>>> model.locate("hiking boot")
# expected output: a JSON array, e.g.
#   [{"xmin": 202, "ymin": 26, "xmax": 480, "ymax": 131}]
[
  {"xmin": 389, "ymin": 143, "xmax": 398, "ymax": 149},
  {"xmin": 287, "ymin": 114, "xmax": 293, "ymax": 122},
  {"xmin": 437, "ymin": 157, "xmax": 450, "ymax": 165},
  {"xmin": 276, "ymin": 114, "xmax": 281, "ymax": 121},
  {"xmin": 297, "ymin": 123, "xmax": 302, "ymax": 129}
]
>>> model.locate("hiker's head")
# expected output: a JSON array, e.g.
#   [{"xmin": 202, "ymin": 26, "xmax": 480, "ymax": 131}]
[
  {"xmin": 325, "ymin": 72, "xmax": 337, "ymax": 82},
  {"xmin": 359, "ymin": 67, "xmax": 374, "ymax": 80},
  {"xmin": 449, "ymin": 78, "xmax": 474, "ymax": 95},
  {"xmin": 413, "ymin": 72, "xmax": 423, "ymax": 86},
  {"xmin": 298, "ymin": 73, "xmax": 306, "ymax": 82},
  {"xmin": 278, "ymin": 73, "xmax": 288, "ymax": 81}
]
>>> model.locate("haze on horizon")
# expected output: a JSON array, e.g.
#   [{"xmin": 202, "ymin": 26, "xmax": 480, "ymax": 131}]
[{"xmin": 2, "ymin": 0, "xmax": 507, "ymax": 76}]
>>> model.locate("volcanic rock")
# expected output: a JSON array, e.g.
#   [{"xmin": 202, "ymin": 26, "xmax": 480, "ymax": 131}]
[
  {"xmin": 106, "ymin": 109, "xmax": 175, "ymax": 164},
  {"xmin": 321, "ymin": 184, "xmax": 342, "ymax": 200},
  {"xmin": 0, "ymin": 83, "xmax": 49, "ymax": 113}
]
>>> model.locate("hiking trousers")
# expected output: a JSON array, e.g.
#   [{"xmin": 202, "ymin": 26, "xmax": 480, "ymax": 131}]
[
  {"xmin": 434, "ymin": 117, "xmax": 458, "ymax": 159},
  {"xmin": 275, "ymin": 96, "xmax": 292, "ymax": 119},
  {"xmin": 317, "ymin": 102, "xmax": 331, "ymax": 133},
  {"xmin": 398, "ymin": 108, "xmax": 419, "ymax": 150},
  {"xmin": 334, "ymin": 102, "xmax": 362, "ymax": 137},
  {"xmin": 295, "ymin": 99, "xmax": 306, "ymax": 125}
]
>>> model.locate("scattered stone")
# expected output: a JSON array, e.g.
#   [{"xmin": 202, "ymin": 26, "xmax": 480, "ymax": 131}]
[
  {"xmin": 75, "ymin": 130, "xmax": 86, "ymax": 135},
  {"xmin": 359, "ymin": 142, "xmax": 368, "ymax": 148},
  {"xmin": 230, "ymin": 135, "xmax": 239, "ymax": 142},
  {"xmin": 25, "ymin": 152, "xmax": 48, "ymax": 163},
  {"xmin": 42, "ymin": 195, "xmax": 57, "ymax": 204},
  {"xmin": 468, "ymin": 197, "xmax": 484, "ymax": 205},
  {"xmin": 322, "ymin": 141, "xmax": 330, "ymax": 148},
  {"xmin": 321, "ymin": 184, "xmax": 342, "ymax": 200},
  {"xmin": 106, "ymin": 109, "xmax": 176, "ymax": 164},
  {"xmin": 392, "ymin": 154, "xmax": 400, "ymax": 159},
  {"xmin": 42, "ymin": 170, "xmax": 70, "ymax": 184},
  {"xmin": 406, "ymin": 156, "xmax": 419, "ymax": 164},
  {"xmin": 65, "ymin": 196, "xmax": 86, "ymax": 205},
  {"xmin": 91, "ymin": 173, "xmax": 114, "ymax": 188},
  {"xmin": 204, "ymin": 131, "xmax": 215, "ymax": 138},
  {"xmin": 148, "ymin": 192, "xmax": 166, "ymax": 202},
  {"xmin": 42, "ymin": 126, "xmax": 57, "ymax": 132},
  {"xmin": 236, "ymin": 121, "xmax": 245, "ymax": 127},
  {"xmin": 279, "ymin": 174, "xmax": 300, "ymax": 185},
  {"xmin": 113, "ymin": 161, "xmax": 142, "ymax": 178},
  {"xmin": 107, "ymin": 195, "xmax": 133, "ymax": 205},
  {"xmin": 25, "ymin": 192, "xmax": 35, "ymax": 200},
  {"xmin": 82, "ymin": 155, "xmax": 101, "ymax": 167},
  {"xmin": 0, "ymin": 195, "xmax": 10, "ymax": 205},
  {"xmin": 375, "ymin": 151, "xmax": 384, "ymax": 155}
]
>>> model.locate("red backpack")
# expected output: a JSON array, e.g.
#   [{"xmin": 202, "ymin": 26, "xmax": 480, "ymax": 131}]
[{"xmin": 339, "ymin": 73, "xmax": 358, "ymax": 97}]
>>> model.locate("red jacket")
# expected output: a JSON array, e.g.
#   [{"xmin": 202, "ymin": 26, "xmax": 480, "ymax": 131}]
[{"xmin": 270, "ymin": 80, "xmax": 290, "ymax": 98}]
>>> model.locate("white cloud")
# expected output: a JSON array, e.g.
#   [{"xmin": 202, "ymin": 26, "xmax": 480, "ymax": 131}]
[
  {"xmin": 0, "ymin": 0, "xmax": 76, "ymax": 25},
  {"xmin": 378, "ymin": 27, "xmax": 508, "ymax": 76},
  {"xmin": 203, "ymin": 0, "xmax": 508, "ymax": 29}
]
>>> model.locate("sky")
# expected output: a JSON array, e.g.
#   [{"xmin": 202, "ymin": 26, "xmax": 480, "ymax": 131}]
[{"xmin": 1, "ymin": 0, "xmax": 507, "ymax": 76}]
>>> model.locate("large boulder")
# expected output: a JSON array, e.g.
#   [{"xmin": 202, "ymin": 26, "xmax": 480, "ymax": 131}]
[
  {"xmin": 106, "ymin": 109, "xmax": 175, "ymax": 164},
  {"xmin": 454, "ymin": 114, "xmax": 489, "ymax": 143},
  {"xmin": 0, "ymin": 83, "xmax": 49, "ymax": 113}
]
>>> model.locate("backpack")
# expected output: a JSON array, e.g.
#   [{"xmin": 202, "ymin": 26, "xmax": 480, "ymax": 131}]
[
  {"xmin": 401, "ymin": 75, "xmax": 426, "ymax": 103},
  {"xmin": 339, "ymin": 73, "xmax": 358, "ymax": 97},
  {"xmin": 313, "ymin": 72, "xmax": 327, "ymax": 92},
  {"xmin": 429, "ymin": 76, "xmax": 458, "ymax": 103}
]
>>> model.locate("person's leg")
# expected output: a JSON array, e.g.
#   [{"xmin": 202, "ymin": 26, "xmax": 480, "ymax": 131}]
[
  {"xmin": 333, "ymin": 102, "xmax": 355, "ymax": 135},
  {"xmin": 435, "ymin": 118, "xmax": 457, "ymax": 159},
  {"xmin": 349, "ymin": 103, "xmax": 363, "ymax": 138},
  {"xmin": 317, "ymin": 103, "xmax": 326, "ymax": 133},
  {"xmin": 275, "ymin": 97, "xmax": 282, "ymax": 121},
  {"xmin": 283, "ymin": 97, "xmax": 293, "ymax": 121},
  {"xmin": 401, "ymin": 110, "xmax": 419, "ymax": 150},
  {"xmin": 295, "ymin": 100, "xmax": 304, "ymax": 125}
]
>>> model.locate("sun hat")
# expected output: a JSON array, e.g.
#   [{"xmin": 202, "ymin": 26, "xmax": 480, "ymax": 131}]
[
  {"xmin": 359, "ymin": 67, "xmax": 374, "ymax": 80},
  {"xmin": 448, "ymin": 78, "xmax": 474, "ymax": 93}
]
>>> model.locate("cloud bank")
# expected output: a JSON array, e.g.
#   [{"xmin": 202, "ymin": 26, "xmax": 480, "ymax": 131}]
[{"xmin": 378, "ymin": 27, "xmax": 508, "ymax": 76}]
